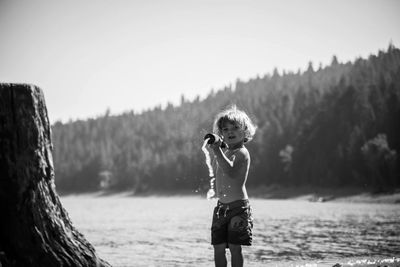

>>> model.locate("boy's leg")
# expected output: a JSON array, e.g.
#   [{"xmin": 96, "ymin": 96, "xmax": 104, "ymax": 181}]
[
  {"xmin": 228, "ymin": 243, "xmax": 243, "ymax": 267},
  {"xmin": 226, "ymin": 206, "xmax": 252, "ymax": 267},
  {"xmin": 213, "ymin": 243, "xmax": 227, "ymax": 267}
]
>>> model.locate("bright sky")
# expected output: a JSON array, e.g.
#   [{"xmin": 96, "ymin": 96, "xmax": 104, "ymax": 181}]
[{"xmin": 1, "ymin": 0, "xmax": 399, "ymax": 123}]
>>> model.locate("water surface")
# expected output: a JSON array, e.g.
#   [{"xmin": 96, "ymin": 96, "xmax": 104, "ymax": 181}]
[{"xmin": 60, "ymin": 196, "xmax": 400, "ymax": 267}]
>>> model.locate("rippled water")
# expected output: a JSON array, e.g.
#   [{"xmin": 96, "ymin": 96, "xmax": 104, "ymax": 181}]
[{"xmin": 60, "ymin": 195, "xmax": 400, "ymax": 267}]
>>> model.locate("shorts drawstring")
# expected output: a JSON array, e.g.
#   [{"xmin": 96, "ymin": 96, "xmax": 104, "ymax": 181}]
[
  {"xmin": 224, "ymin": 206, "xmax": 229, "ymax": 217},
  {"xmin": 216, "ymin": 205, "xmax": 222, "ymax": 219},
  {"xmin": 216, "ymin": 203, "xmax": 230, "ymax": 218}
]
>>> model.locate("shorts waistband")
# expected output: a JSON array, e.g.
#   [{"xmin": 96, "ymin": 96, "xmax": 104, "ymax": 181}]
[{"xmin": 217, "ymin": 199, "xmax": 249, "ymax": 210}]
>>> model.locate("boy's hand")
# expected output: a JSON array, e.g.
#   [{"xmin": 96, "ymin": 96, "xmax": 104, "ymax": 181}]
[{"xmin": 210, "ymin": 136, "xmax": 223, "ymax": 151}]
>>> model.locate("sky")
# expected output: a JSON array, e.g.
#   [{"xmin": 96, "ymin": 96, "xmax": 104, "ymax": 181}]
[{"xmin": 1, "ymin": 0, "xmax": 399, "ymax": 123}]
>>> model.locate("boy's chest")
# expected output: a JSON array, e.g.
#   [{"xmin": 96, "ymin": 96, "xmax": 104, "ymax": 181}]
[{"xmin": 224, "ymin": 149, "xmax": 239, "ymax": 160}]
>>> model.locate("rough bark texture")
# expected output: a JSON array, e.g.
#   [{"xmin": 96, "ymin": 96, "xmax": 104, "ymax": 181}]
[{"xmin": 0, "ymin": 84, "xmax": 111, "ymax": 267}]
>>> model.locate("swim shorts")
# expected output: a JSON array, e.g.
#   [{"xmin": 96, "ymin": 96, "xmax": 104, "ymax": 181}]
[{"xmin": 211, "ymin": 199, "xmax": 253, "ymax": 246}]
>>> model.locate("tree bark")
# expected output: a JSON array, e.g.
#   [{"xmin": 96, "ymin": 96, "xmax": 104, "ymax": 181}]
[{"xmin": 0, "ymin": 84, "xmax": 111, "ymax": 267}]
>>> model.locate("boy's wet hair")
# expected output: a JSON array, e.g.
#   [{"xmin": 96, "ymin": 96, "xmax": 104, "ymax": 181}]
[{"xmin": 213, "ymin": 105, "xmax": 257, "ymax": 143}]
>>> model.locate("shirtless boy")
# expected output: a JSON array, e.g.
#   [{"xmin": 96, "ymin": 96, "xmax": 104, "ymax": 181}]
[{"xmin": 208, "ymin": 105, "xmax": 256, "ymax": 267}]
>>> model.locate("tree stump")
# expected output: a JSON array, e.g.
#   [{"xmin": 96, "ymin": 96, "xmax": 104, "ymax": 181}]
[{"xmin": 0, "ymin": 84, "xmax": 111, "ymax": 267}]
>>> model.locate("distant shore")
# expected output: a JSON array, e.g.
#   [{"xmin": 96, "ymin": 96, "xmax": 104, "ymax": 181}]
[
  {"xmin": 248, "ymin": 185, "xmax": 400, "ymax": 204},
  {"xmin": 59, "ymin": 185, "xmax": 400, "ymax": 204}
]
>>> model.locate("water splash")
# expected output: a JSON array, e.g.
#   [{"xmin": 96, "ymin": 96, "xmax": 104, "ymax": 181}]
[{"xmin": 202, "ymin": 138, "xmax": 216, "ymax": 200}]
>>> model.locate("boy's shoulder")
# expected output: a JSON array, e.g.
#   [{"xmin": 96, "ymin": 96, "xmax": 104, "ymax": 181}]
[
  {"xmin": 240, "ymin": 146, "xmax": 250, "ymax": 159},
  {"xmin": 237, "ymin": 146, "xmax": 249, "ymax": 155},
  {"xmin": 229, "ymin": 146, "xmax": 250, "ymax": 160}
]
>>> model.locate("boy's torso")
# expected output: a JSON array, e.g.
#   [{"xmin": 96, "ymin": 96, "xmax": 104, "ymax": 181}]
[{"xmin": 216, "ymin": 147, "xmax": 250, "ymax": 203}]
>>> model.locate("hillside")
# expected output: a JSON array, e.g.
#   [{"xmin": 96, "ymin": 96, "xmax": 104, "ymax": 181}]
[{"xmin": 52, "ymin": 44, "xmax": 400, "ymax": 193}]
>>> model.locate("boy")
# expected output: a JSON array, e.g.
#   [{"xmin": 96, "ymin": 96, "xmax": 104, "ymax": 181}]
[{"xmin": 208, "ymin": 105, "xmax": 256, "ymax": 267}]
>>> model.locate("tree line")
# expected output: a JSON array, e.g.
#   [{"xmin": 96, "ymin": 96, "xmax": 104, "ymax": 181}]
[{"xmin": 51, "ymin": 44, "xmax": 400, "ymax": 193}]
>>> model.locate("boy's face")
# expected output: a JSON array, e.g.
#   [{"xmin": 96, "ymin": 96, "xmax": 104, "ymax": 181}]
[{"xmin": 220, "ymin": 122, "xmax": 245, "ymax": 146}]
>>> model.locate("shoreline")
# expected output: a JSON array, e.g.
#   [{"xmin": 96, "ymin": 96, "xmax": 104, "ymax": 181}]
[
  {"xmin": 59, "ymin": 186, "xmax": 400, "ymax": 204},
  {"xmin": 248, "ymin": 185, "xmax": 400, "ymax": 204}
]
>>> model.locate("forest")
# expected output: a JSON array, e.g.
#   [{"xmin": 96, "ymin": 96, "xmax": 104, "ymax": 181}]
[{"xmin": 51, "ymin": 44, "xmax": 400, "ymax": 194}]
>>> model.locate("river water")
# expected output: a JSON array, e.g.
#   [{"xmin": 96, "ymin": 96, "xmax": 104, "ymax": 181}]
[{"xmin": 60, "ymin": 195, "xmax": 400, "ymax": 267}]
